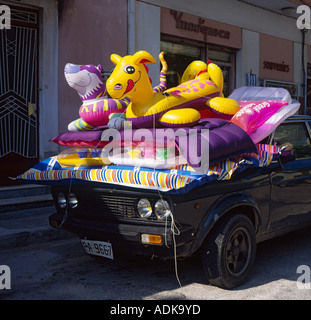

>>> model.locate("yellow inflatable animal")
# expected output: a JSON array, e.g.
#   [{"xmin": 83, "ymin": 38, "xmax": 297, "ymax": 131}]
[{"xmin": 106, "ymin": 50, "xmax": 240, "ymax": 128}]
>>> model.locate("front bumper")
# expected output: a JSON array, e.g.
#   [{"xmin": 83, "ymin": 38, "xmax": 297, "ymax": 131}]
[{"xmin": 49, "ymin": 212, "xmax": 195, "ymax": 259}]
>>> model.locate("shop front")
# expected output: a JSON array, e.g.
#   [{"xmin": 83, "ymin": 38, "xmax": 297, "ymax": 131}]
[
  {"xmin": 160, "ymin": 8, "xmax": 241, "ymax": 96},
  {"xmin": 259, "ymin": 33, "xmax": 299, "ymax": 104}
]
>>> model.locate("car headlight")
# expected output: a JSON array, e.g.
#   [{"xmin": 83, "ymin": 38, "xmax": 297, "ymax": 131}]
[
  {"xmin": 57, "ymin": 193, "xmax": 67, "ymax": 209},
  {"xmin": 137, "ymin": 198, "xmax": 152, "ymax": 218},
  {"xmin": 154, "ymin": 199, "xmax": 171, "ymax": 220},
  {"xmin": 68, "ymin": 193, "xmax": 78, "ymax": 208}
]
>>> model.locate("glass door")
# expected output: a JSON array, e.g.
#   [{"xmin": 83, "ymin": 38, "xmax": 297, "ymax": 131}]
[
  {"xmin": 207, "ymin": 46, "xmax": 235, "ymax": 97},
  {"xmin": 160, "ymin": 40, "xmax": 203, "ymax": 89},
  {"xmin": 160, "ymin": 38, "xmax": 236, "ymax": 97}
]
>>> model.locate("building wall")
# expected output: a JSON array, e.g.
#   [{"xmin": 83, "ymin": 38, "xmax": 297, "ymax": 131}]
[
  {"xmin": 138, "ymin": 0, "xmax": 309, "ymax": 44},
  {"xmin": 236, "ymin": 30, "xmax": 260, "ymax": 88},
  {"xmin": 132, "ymin": 0, "xmax": 309, "ymax": 102},
  {"xmin": 259, "ymin": 34, "xmax": 294, "ymax": 83},
  {"xmin": 58, "ymin": 0, "xmax": 128, "ymax": 135},
  {"xmin": 135, "ymin": 1, "xmax": 161, "ymax": 85}
]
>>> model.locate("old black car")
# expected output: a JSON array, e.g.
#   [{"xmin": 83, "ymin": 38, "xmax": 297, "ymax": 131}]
[{"xmin": 49, "ymin": 115, "xmax": 311, "ymax": 289}]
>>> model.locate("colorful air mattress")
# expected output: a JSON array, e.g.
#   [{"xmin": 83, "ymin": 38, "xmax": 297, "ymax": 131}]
[{"xmin": 15, "ymin": 144, "xmax": 283, "ymax": 194}]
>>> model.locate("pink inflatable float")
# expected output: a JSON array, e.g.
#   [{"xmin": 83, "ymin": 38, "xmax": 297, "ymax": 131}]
[
  {"xmin": 231, "ymin": 100, "xmax": 289, "ymax": 133},
  {"xmin": 229, "ymin": 86, "xmax": 300, "ymax": 143}
]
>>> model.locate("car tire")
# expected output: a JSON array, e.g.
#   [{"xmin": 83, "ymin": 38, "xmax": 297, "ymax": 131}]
[{"xmin": 201, "ymin": 214, "xmax": 256, "ymax": 289}]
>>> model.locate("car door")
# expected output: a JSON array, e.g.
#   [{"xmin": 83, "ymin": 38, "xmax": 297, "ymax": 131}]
[{"xmin": 268, "ymin": 120, "xmax": 311, "ymax": 233}]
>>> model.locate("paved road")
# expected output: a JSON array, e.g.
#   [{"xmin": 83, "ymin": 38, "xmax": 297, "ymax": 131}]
[{"xmin": 1, "ymin": 225, "xmax": 311, "ymax": 301}]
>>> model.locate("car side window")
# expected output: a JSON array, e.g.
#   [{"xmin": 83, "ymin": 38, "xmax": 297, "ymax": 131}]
[{"xmin": 273, "ymin": 122, "xmax": 311, "ymax": 159}]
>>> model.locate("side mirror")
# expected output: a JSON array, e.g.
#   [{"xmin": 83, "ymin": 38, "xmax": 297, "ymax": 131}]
[{"xmin": 278, "ymin": 149, "xmax": 296, "ymax": 166}]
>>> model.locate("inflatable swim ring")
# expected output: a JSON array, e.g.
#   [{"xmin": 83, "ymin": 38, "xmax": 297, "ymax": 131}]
[{"xmin": 56, "ymin": 148, "xmax": 111, "ymax": 167}]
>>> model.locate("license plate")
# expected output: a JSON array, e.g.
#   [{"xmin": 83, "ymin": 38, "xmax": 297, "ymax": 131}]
[{"xmin": 81, "ymin": 239, "xmax": 114, "ymax": 260}]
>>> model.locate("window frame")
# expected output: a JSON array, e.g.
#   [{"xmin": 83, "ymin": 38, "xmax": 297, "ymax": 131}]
[{"xmin": 270, "ymin": 120, "xmax": 311, "ymax": 160}]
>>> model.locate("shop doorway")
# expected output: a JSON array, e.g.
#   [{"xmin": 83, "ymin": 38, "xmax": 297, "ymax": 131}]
[
  {"xmin": 207, "ymin": 46, "xmax": 235, "ymax": 97},
  {"xmin": 160, "ymin": 38, "xmax": 235, "ymax": 96},
  {"xmin": 0, "ymin": 5, "xmax": 39, "ymax": 185},
  {"xmin": 160, "ymin": 40, "xmax": 203, "ymax": 89}
]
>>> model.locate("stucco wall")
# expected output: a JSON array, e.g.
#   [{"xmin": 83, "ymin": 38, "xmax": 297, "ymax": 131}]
[
  {"xmin": 134, "ymin": 1, "xmax": 161, "ymax": 86},
  {"xmin": 58, "ymin": 0, "xmax": 128, "ymax": 134},
  {"xmin": 138, "ymin": 0, "xmax": 310, "ymax": 45},
  {"xmin": 236, "ymin": 29, "xmax": 260, "ymax": 88}
]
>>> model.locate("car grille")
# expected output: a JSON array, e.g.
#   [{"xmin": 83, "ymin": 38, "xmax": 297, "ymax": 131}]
[{"xmin": 75, "ymin": 193, "xmax": 157, "ymax": 221}]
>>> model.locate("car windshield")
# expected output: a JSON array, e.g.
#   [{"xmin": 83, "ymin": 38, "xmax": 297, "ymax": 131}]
[{"xmin": 273, "ymin": 122, "xmax": 311, "ymax": 158}]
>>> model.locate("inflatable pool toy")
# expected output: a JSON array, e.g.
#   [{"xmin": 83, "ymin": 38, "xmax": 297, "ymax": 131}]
[
  {"xmin": 180, "ymin": 60, "xmax": 210, "ymax": 84},
  {"xmin": 107, "ymin": 144, "xmax": 188, "ymax": 169},
  {"xmin": 65, "ymin": 63, "xmax": 130, "ymax": 131},
  {"xmin": 52, "ymin": 117, "xmax": 258, "ymax": 172},
  {"xmin": 64, "ymin": 63, "xmax": 107, "ymax": 100},
  {"xmin": 66, "ymin": 52, "xmax": 168, "ymax": 131},
  {"xmin": 106, "ymin": 50, "xmax": 240, "ymax": 129},
  {"xmin": 231, "ymin": 100, "xmax": 289, "ymax": 133},
  {"xmin": 14, "ymin": 43, "xmax": 301, "ymax": 195},
  {"xmin": 246, "ymin": 102, "xmax": 300, "ymax": 143},
  {"xmin": 180, "ymin": 59, "xmax": 224, "ymax": 96},
  {"xmin": 56, "ymin": 148, "xmax": 111, "ymax": 167},
  {"xmin": 54, "ymin": 85, "xmax": 299, "ymax": 149},
  {"xmin": 228, "ymin": 86, "xmax": 300, "ymax": 143}
]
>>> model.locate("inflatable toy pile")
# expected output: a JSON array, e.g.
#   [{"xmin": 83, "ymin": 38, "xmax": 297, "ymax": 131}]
[{"xmin": 15, "ymin": 50, "xmax": 300, "ymax": 194}]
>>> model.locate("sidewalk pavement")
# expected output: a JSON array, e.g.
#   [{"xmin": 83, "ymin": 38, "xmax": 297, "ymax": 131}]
[{"xmin": 0, "ymin": 206, "xmax": 74, "ymax": 250}]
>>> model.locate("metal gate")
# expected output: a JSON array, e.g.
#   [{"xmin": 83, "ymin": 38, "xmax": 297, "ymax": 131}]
[{"xmin": 0, "ymin": 4, "xmax": 39, "ymax": 185}]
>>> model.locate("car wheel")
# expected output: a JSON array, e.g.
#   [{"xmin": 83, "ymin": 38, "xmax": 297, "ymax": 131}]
[{"xmin": 201, "ymin": 214, "xmax": 256, "ymax": 289}]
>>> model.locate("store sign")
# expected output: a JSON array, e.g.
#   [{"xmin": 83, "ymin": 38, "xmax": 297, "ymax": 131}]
[
  {"xmin": 263, "ymin": 61, "xmax": 290, "ymax": 73},
  {"xmin": 259, "ymin": 34, "xmax": 293, "ymax": 82},
  {"xmin": 170, "ymin": 10, "xmax": 230, "ymax": 41}
]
